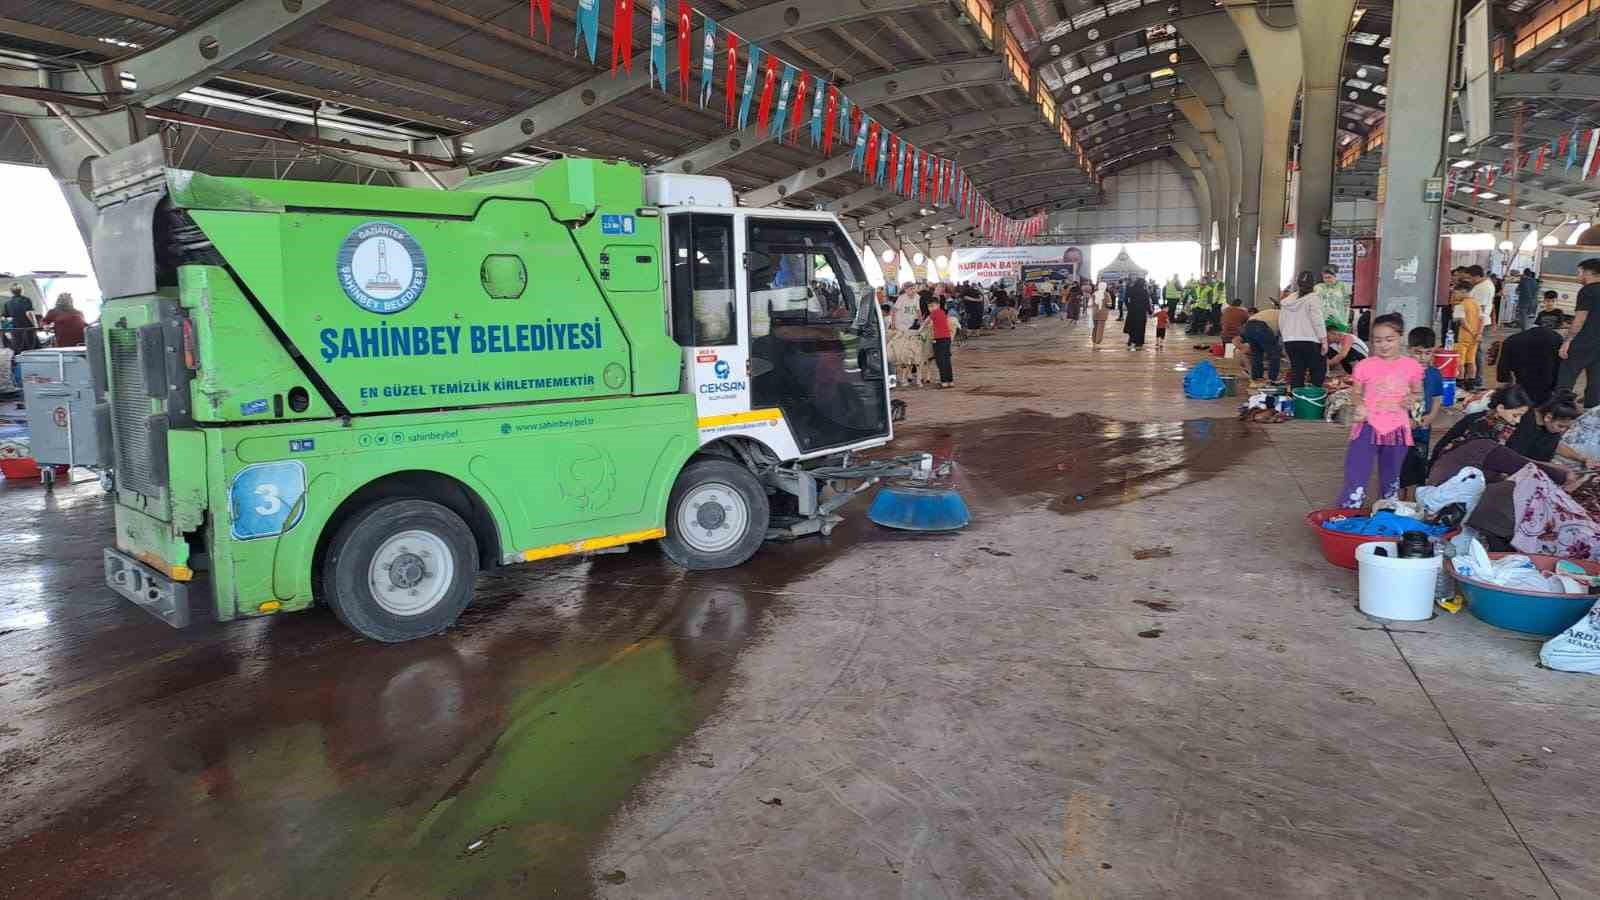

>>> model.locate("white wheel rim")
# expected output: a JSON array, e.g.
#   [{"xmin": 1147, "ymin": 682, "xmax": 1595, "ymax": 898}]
[
  {"xmin": 368, "ymin": 529, "xmax": 456, "ymax": 617},
  {"xmin": 676, "ymin": 481, "xmax": 750, "ymax": 554}
]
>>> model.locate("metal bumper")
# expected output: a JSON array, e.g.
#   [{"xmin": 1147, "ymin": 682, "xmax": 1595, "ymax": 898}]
[{"xmin": 104, "ymin": 548, "xmax": 190, "ymax": 628}]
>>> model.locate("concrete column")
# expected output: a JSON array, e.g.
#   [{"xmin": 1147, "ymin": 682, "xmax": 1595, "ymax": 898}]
[
  {"xmin": 1375, "ymin": 0, "xmax": 1460, "ymax": 332},
  {"xmin": 1172, "ymin": 141, "xmax": 1214, "ymax": 249},
  {"xmin": 1176, "ymin": 119, "xmax": 1229, "ymax": 279},
  {"xmin": 1293, "ymin": 0, "xmax": 1358, "ymax": 274},
  {"xmin": 1177, "ymin": 60, "xmax": 1247, "ymax": 298},
  {"xmin": 1223, "ymin": 4, "xmax": 1302, "ymax": 304},
  {"xmin": 1183, "ymin": 115, "xmax": 1234, "ymax": 282}
]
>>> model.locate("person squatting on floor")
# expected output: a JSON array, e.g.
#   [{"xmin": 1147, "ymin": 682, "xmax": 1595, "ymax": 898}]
[{"xmin": 1337, "ymin": 313, "xmax": 1424, "ymax": 508}]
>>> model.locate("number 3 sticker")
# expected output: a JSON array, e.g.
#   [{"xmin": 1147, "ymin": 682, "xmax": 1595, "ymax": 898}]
[{"xmin": 230, "ymin": 461, "xmax": 307, "ymax": 540}]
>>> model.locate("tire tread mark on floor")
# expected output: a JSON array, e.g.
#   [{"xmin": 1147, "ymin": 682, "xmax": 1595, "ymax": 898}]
[{"xmin": 1383, "ymin": 627, "xmax": 1563, "ymax": 899}]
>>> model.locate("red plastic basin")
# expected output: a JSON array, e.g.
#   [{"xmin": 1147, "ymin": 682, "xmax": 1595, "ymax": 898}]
[{"xmin": 1305, "ymin": 508, "xmax": 1453, "ymax": 571}]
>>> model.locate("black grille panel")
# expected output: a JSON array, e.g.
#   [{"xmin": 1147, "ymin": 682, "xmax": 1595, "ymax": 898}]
[{"xmin": 108, "ymin": 327, "xmax": 160, "ymax": 498}]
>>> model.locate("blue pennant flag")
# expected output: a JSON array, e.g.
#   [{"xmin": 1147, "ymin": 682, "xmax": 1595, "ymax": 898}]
[
  {"xmin": 771, "ymin": 65, "xmax": 796, "ymax": 139},
  {"xmin": 810, "ymin": 77, "xmax": 827, "ymax": 146},
  {"xmin": 875, "ymin": 130, "xmax": 889, "ymax": 185},
  {"xmin": 838, "ymin": 95, "xmax": 853, "ymax": 151},
  {"xmin": 575, "ymin": 0, "xmax": 599, "ymax": 64},
  {"xmin": 738, "ymin": 45, "xmax": 762, "ymax": 129},
  {"xmin": 1568, "ymin": 128, "xmax": 1581, "ymax": 172},
  {"xmin": 851, "ymin": 119, "xmax": 870, "ymax": 171},
  {"xmin": 649, "ymin": 1, "xmax": 668, "ymax": 91},
  {"xmin": 698, "ymin": 18, "xmax": 717, "ymax": 107}
]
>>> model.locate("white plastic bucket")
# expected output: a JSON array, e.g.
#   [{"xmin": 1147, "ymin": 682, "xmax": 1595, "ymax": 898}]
[{"xmin": 1356, "ymin": 541, "xmax": 1441, "ymax": 621}]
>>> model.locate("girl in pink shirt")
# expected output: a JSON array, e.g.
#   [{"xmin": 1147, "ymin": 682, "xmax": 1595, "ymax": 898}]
[{"xmin": 1338, "ymin": 313, "xmax": 1425, "ymax": 508}]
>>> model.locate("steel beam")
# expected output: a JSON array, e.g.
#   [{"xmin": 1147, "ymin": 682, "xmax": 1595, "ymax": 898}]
[
  {"xmin": 1029, "ymin": 0, "xmax": 1216, "ymax": 69},
  {"xmin": 1053, "ymin": 50, "xmax": 1199, "ymax": 106},
  {"xmin": 957, "ymin": 135, "xmax": 1071, "ymax": 167},
  {"xmin": 850, "ymin": 58, "xmax": 1011, "ymax": 107},
  {"xmin": 458, "ymin": 0, "xmax": 929, "ymax": 166},
  {"xmin": 742, "ymin": 151, "xmax": 858, "ymax": 208},
  {"xmin": 1068, "ymin": 90, "xmax": 1180, "ymax": 133},
  {"xmin": 826, "ymin": 186, "xmax": 898, "ymax": 216},
  {"xmin": 120, "ymin": 0, "xmax": 339, "ymax": 106},
  {"xmin": 1496, "ymin": 72, "xmax": 1600, "ymax": 103}
]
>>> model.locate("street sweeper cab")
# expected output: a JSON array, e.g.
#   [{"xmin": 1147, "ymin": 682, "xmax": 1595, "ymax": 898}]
[{"xmin": 86, "ymin": 137, "xmax": 923, "ymax": 642}]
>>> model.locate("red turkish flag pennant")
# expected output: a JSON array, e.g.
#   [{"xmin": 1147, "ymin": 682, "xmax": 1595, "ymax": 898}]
[
  {"xmin": 789, "ymin": 71, "xmax": 811, "ymax": 142},
  {"xmin": 612, "ymin": 0, "xmax": 636, "ymax": 75},
  {"xmin": 864, "ymin": 121, "xmax": 881, "ymax": 175},
  {"xmin": 677, "ymin": 1, "xmax": 692, "ymax": 100},
  {"xmin": 940, "ymin": 159, "xmax": 950, "ymax": 205},
  {"xmin": 530, "ymin": 0, "xmax": 551, "ymax": 40},
  {"xmin": 756, "ymin": 53, "xmax": 779, "ymax": 131},
  {"xmin": 822, "ymin": 84, "xmax": 839, "ymax": 153},
  {"xmin": 922, "ymin": 153, "xmax": 933, "ymax": 201},
  {"xmin": 1535, "ymin": 145, "xmax": 1549, "ymax": 174},
  {"xmin": 724, "ymin": 33, "xmax": 739, "ymax": 127},
  {"xmin": 888, "ymin": 134, "xmax": 900, "ymax": 191},
  {"xmin": 904, "ymin": 147, "xmax": 916, "ymax": 195}
]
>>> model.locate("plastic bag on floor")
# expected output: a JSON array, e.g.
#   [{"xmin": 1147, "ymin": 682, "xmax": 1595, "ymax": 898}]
[
  {"xmin": 1183, "ymin": 360, "xmax": 1225, "ymax": 400},
  {"xmin": 1541, "ymin": 605, "xmax": 1600, "ymax": 674},
  {"xmin": 1417, "ymin": 466, "xmax": 1486, "ymax": 520}
]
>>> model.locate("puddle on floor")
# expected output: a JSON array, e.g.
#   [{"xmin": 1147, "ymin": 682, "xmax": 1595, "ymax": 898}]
[{"xmin": 896, "ymin": 409, "xmax": 1257, "ymax": 515}]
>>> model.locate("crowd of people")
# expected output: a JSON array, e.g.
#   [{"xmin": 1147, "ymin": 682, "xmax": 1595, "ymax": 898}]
[
  {"xmin": 1327, "ymin": 256, "xmax": 1600, "ymax": 530},
  {"xmin": 2, "ymin": 283, "xmax": 89, "ymax": 393}
]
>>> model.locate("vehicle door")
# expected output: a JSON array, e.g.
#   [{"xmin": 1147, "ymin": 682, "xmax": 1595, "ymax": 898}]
[
  {"xmin": 743, "ymin": 217, "xmax": 889, "ymax": 454},
  {"xmin": 666, "ymin": 212, "xmax": 749, "ymax": 422}
]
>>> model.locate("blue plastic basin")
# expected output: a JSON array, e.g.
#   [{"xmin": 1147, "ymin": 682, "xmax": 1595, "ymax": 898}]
[{"xmin": 1448, "ymin": 555, "xmax": 1600, "ymax": 636}]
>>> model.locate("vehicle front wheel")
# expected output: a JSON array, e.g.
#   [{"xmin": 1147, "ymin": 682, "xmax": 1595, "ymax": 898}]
[
  {"xmin": 660, "ymin": 459, "xmax": 770, "ymax": 571},
  {"xmin": 322, "ymin": 498, "xmax": 478, "ymax": 642}
]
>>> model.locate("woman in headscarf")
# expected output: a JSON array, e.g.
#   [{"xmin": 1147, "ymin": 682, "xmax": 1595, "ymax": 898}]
[
  {"xmin": 1123, "ymin": 277, "xmax": 1151, "ymax": 351},
  {"xmin": 888, "ymin": 287, "xmax": 928, "ymax": 387}
]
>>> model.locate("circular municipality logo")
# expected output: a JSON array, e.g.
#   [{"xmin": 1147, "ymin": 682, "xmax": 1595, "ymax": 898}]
[{"xmin": 337, "ymin": 221, "xmax": 428, "ymax": 314}]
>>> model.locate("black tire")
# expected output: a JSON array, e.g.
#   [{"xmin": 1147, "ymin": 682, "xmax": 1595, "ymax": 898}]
[
  {"xmin": 322, "ymin": 498, "xmax": 478, "ymax": 642},
  {"xmin": 660, "ymin": 459, "xmax": 770, "ymax": 571}
]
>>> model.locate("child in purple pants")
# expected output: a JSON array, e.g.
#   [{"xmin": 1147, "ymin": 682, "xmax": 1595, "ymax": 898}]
[{"xmin": 1338, "ymin": 315, "xmax": 1424, "ymax": 508}]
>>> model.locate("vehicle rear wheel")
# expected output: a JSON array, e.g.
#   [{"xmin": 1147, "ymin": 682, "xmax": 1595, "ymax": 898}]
[
  {"xmin": 660, "ymin": 459, "xmax": 770, "ymax": 570},
  {"xmin": 322, "ymin": 498, "xmax": 478, "ymax": 642}
]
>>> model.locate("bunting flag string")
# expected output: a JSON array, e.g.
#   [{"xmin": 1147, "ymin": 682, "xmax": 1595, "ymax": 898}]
[
  {"xmin": 530, "ymin": 0, "xmax": 552, "ymax": 42},
  {"xmin": 575, "ymin": 0, "xmax": 599, "ymax": 63},
  {"xmin": 567, "ymin": 1, "xmax": 1058, "ymax": 244}
]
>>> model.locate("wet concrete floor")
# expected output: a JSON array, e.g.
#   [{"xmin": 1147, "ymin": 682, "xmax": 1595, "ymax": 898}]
[{"xmin": 3, "ymin": 317, "xmax": 1597, "ymax": 897}]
